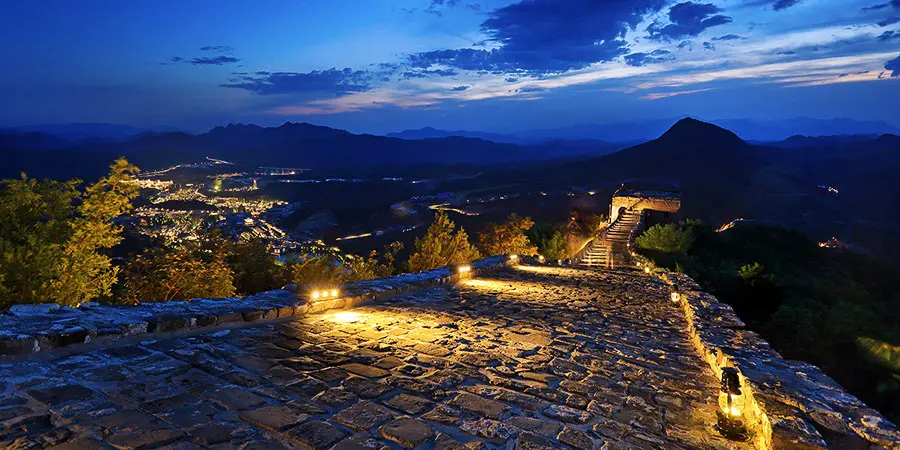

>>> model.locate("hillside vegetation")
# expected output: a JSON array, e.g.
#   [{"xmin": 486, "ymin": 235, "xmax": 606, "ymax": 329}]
[{"xmin": 638, "ymin": 221, "xmax": 900, "ymax": 423}]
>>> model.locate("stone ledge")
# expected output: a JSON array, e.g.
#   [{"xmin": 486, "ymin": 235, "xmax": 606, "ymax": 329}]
[
  {"xmin": 0, "ymin": 256, "xmax": 511, "ymax": 358},
  {"xmin": 651, "ymin": 266, "xmax": 900, "ymax": 449}
]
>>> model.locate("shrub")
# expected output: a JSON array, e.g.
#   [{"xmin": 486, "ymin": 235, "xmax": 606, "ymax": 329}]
[
  {"xmin": 478, "ymin": 213, "xmax": 538, "ymax": 257},
  {"xmin": 118, "ymin": 241, "xmax": 236, "ymax": 304},
  {"xmin": 226, "ymin": 239, "xmax": 286, "ymax": 295},
  {"xmin": 636, "ymin": 223, "xmax": 695, "ymax": 254},
  {"xmin": 408, "ymin": 211, "xmax": 480, "ymax": 272},
  {"xmin": 0, "ymin": 158, "xmax": 139, "ymax": 308}
]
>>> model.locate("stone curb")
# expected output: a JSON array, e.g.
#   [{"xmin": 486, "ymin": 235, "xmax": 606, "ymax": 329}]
[
  {"xmin": 634, "ymin": 256, "xmax": 900, "ymax": 449},
  {"xmin": 0, "ymin": 256, "xmax": 511, "ymax": 358}
]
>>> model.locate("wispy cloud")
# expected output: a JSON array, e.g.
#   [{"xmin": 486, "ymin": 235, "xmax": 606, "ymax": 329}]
[{"xmin": 641, "ymin": 88, "xmax": 712, "ymax": 100}]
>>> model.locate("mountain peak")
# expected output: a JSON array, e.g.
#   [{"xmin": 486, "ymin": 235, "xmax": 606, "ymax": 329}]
[{"xmin": 658, "ymin": 117, "xmax": 745, "ymax": 148}]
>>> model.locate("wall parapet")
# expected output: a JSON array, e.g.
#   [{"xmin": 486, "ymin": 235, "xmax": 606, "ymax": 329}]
[
  {"xmin": 644, "ymin": 258, "xmax": 900, "ymax": 449},
  {"xmin": 0, "ymin": 256, "xmax": 511, "ymax": 358}
]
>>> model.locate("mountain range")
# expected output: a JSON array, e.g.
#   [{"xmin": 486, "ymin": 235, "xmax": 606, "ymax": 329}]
[{"xmin": 390, "ymin": 117, "xmax": 900, "ymax": 143}]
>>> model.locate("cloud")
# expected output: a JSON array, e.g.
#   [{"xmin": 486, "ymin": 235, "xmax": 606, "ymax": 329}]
[
  {"xmin": 199, "ymin": 46, "xmax": 233, "ymax": 53},
  {"xmin": 887, "ymin": 55, "xmax": 900, "ymax": 77},
  {"xmin": 713, "ymin": 34, "xmax": 746, "ymax": 41},
  {"xmin": 879, "ymin": 30, "xmax": 900, "ymax": 41},
  {"xmin": 647, "ymin": 2, "xmax": 733, "ymax": 41},
  {"xmin": 703, "ymin": 41, "xmax": 716, "ymax": 50},
  {"xmin": 220, "ymin": 68, "xmax": 372, "ymax": 95},
  {"xmin": 408, "ymin": 0, "xmax": 669, "ymax": 74},
  {"xmin": 624, "ymin": 49, "xmax": 675, "ymax": 66},
  {"xmin": 641, "ymin": 88, "xmax": 712, "ymax": 100},
  {"xmin": 862, "ymin": 0, "xmax": 900, "ymax": 10},
  {"xmin": 452, "ymin": 85, "xmax": 470, "ymax": 91},
  {"xmin": 877, "ymin": 16, "xmax": 900, "ymax": 26},
  {"xmin": 400, "ymin": 68, "xmax": 459, "ymax": 79},
  {"xmin": 677, "ymin": 40, "xmax": 693, "ymax": 50},
  {"xmin": 744, "ymin": 0, "xmax": 802, "ymax": 10},
  {"xmin": 190, "ymin": 56, "xmax": 240, "ymax": 65}
]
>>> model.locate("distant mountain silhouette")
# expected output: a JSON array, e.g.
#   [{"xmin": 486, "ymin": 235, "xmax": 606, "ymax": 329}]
[
  {"xmin": 510, "ymin": 117, "xmax": 900, "ymax": 142},
  {"xmin": 0, "ymin": 123, "xmax": 183, "ymax": 140},
  {"xmin": 0, "ymin": 121, "xmax": 625, "ymax": 179},
  {"xmin": 387, "ymin": 127, "xmax": 526, "ymax": 144}
]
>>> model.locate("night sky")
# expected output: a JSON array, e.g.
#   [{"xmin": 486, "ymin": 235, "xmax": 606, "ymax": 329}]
[{"xmin": 2, "ymin": 0, "xmax": 899, "ymax": 133}]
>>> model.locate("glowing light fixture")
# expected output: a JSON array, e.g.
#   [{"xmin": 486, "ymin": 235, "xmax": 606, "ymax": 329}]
[
  {"xmin": 644, "ymin": 267, "xmax": 651, "ymax": 274},
  {"xmin": 457, "ymin": 265, "xmax": 472, "ymax": 274},
  {"xmin": 309, "ymin": 287, "xmax": 341, "ymax": 301},
  {"xmin": 538, "ymin": 255, "xmax": 545, "ymax": 263},
  {"xmin": 510, "ymin": 254, "xmax": 519, "ymax": 261},
  {"xmin": 670, "ymin": 285, "xmax": 681, "ymax": 304},
  {"xmin": 717, "ymin": 367, "xmax": 749, "ymax": 440}
]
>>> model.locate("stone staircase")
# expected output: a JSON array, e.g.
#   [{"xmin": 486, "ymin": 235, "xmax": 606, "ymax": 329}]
[{"xmin": 580, "ymin": 211, "xmax": 642, "ymax": 268}]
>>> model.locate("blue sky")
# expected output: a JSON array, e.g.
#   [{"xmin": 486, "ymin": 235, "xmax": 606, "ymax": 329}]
[{"xmin": 1, "ymin": 0, "xmax": 899, "ymax": 133}]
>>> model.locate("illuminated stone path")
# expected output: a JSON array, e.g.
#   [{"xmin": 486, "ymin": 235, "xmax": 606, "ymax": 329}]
[{"xmin": 0, "ymin": 266, "xmax": 755, "ymax": 449}]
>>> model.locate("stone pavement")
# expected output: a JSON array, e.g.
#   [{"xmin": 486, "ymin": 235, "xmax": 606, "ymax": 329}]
[{"xmin": 1, "ymin": 266, "xmax": 756, "ymax": 449}]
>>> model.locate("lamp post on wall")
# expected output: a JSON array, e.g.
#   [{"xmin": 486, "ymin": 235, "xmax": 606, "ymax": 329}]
[{"xmin": 717, "ymin": 367, "xmax": 750, "ymax": 441}]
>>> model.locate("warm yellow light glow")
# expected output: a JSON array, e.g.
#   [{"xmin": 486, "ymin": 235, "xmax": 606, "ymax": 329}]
[
  {"xmin": 312, "ymin": 291, "xmax": 321, "ymax": 299},
  {"xmin": 719, "ymin": 392, "xmax": 744, "ymax": 417},
  {"xmin": 510, "ymin": 254, "xmax": 518, "ymax": 260},
  {"xmin": 671, "ymin": 292, "xmax": 680, "ymax": 303},
  {"xmin": 538, "ymin": 255, "xmax": 545, "ymax": 262},
  {"xmin": 331, "ymin": 289, "xmax": 339, "ymax": 297},
  {"xmin": 644, "ymin": 267, "xmax": 651, "ymax": 273},
  {"xmin": 458, "ymin": 265, "xmax": 472, "ymax": 273},
  {"xmin": 330, "ymin": 311, "xmax": 363, "ymax": 323}
]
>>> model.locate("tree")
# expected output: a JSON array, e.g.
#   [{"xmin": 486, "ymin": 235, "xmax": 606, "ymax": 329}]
[
  {"xmin": 227, "ymin": 239, "xmax": 286, "ymax": 295},
  {"xmin": 636, "ymin": 223, "xmax": 695, "ymax": 254},
  {"xmin": 0, "ymin": 158, "xmax": 139, "ymax": 309},
  {"xmin": 408, "ymin": 211, "xmax": 480, "ymax": 272},
  {"xmin": 118, "ymin": 241, "xmax": 236, "ymax": 304},
  {"xmin": 478, "ymin": 213, "xmax": 538, "ymax": 257}
]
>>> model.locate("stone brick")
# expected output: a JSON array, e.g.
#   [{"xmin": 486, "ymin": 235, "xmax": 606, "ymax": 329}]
[
  {"xmin": 106, "ymin": 429, "xmax": 185, "ymax": 449},
  {"xmin": 379, "ymin": 418, "xmax": 435, "ymax": 448},
  {"xmin": 557, "ymin": 427, "xmax": 594, "ymax": 449},
  {"xmin": 448, "ymin": 393, "xmax": 509, "ymax": 420},
  {"xmin": 384, "ymin": 393, "xmax": 434, "ymax": 415},
  {"xmin": 240, "ymin": 405, "xmax": 308, "ymax": 432},
  {"xmin": 286, "ymin": 421, "xmax": 347, "ymax": 450},
  {"xmin": 340, "ymin": 363, "xmax": 390, "ymax": 379},
  {"xmin": 27, "ymin": 384, "xmax": 96, "ymax": 406},
  {"xmin": 332, "ymin": 401, "xmax": 396, "ymax": 431}
]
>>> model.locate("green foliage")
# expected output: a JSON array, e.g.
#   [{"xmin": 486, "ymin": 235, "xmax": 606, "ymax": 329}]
[
  {"xmin": 583, "ymin": 214, "xmax": 607, "ymax": 235},
  {"xmin": 118, "ymin": 239, "xmax": 236, "ymax": 304},
  {"xmin": 408, "ymin": 211, "xmax": 480, "ymax": 272},
  {"xmin": 226, "ymin": 239, "xmax": 286, "ymax": 295},
  {"xmin": 636, "ymin": 223, "xmax": 695, "ymax": 254},
  {"xmin": 527, "ymin": 223, "xmax": 574, "ymax": 261},
  {"xmin": 288, "ymin": 241, "xmax": 404, "ymax": 285},
  {"xmin": 640, "ymin": 221, "xmax": 900, "ymax": 422},
  {"xmin": 478, "ymin": 213, "xmax": 538, "ymax": 257},
  {"xmin": 0, "ymin": 158, "xmax": 139, "ymax": 308}
]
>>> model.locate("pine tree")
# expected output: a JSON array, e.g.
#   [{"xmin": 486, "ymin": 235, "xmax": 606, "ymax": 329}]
[
  {"xmin": 0, "ymin": 158, "xmax": 139, "ymax": 308},
  {"xmin": 408, "ymin": 211, "xmax": 480, "ymax": 272}
]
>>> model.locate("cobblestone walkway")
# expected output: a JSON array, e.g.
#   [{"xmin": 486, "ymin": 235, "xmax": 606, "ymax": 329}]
[{"xmin": 1, "ymin": 266, "xmax": 756, "ymax": 449}]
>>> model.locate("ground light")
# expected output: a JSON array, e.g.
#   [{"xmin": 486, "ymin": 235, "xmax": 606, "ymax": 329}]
[
  {"xmin": 717, "ymin": 367, "xmax": 750, "ymax": 441},
  {"xmin": 457, "ymin": 264, "xmax": 472, "ymax": 274},
  {"xmin": 670, "ymin": 284, "xmax": 681, "ymax": 304},
  {"xmin": 509, "ymin": 254, "xmax": 519, "ymax": 261},
  {"xmin": 309, "ymin": 287, "xmax": 341, "ymax": 301},
  {"xmin": 644, "ymin": 267, "xmax": 651, "ymax": 274}
]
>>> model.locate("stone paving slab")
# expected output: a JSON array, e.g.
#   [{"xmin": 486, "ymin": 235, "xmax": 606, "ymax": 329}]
[{"xmin": 1, "ymin": 266, "xmax": 756, "ymax": 449}]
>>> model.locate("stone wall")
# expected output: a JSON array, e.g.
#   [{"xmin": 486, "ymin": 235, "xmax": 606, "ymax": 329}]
[
  {"xmin": 0, "ymin": 256, "xmax": 512, "ymax": 358},
  {"xmin": 610, "ymin": 195, "xmax": 681, "ymax": 222},
  {"xmin": 634, "ymin": 256, "xmax": 900, "ymax": 449}
]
